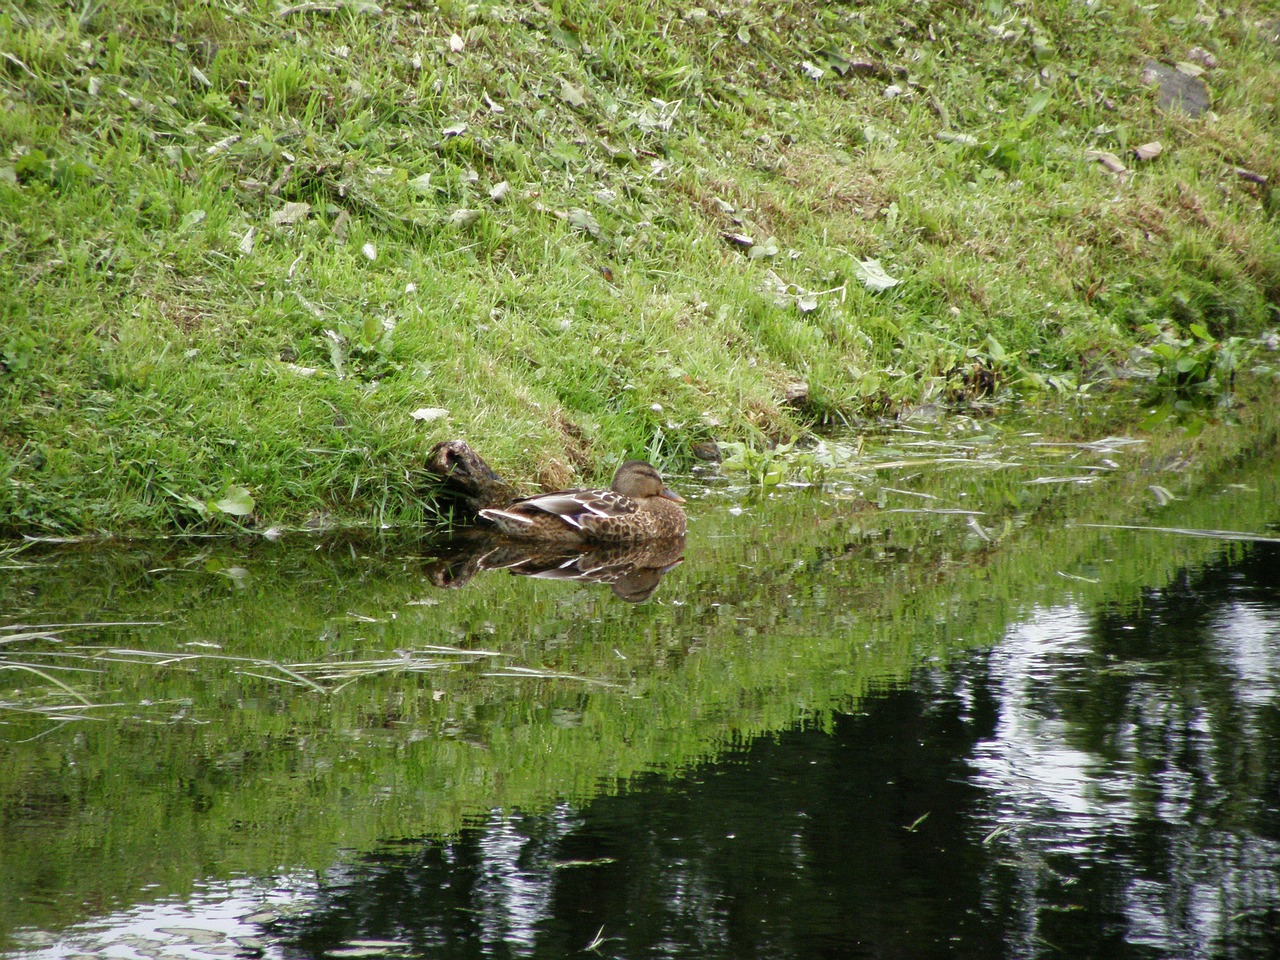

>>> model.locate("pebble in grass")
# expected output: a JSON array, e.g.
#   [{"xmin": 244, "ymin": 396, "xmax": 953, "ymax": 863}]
[{"xmin": 1141, "ymin": 59, "xmax": 1210, "ymax": 117}]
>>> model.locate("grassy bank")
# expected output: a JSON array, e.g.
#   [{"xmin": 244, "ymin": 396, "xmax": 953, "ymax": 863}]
[{"xmin": 2, "ymin": 0, "xmax": 1278, "ymax": 534}]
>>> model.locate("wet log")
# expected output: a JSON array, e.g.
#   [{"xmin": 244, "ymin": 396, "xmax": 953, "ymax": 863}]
[{"xmin": 424, "ymin": 440, "xmax": 516, "ymax": 515}]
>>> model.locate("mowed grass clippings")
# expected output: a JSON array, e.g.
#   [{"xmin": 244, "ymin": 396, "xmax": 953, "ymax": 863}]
[{"xmin": 1, "ymin": 0, "xmax": 1278, "ymax": 534}]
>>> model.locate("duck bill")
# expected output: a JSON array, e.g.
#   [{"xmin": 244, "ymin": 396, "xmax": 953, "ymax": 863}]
[{"xmin": 660, "ymin": 487, "xmax": 685, "ymax": 504}]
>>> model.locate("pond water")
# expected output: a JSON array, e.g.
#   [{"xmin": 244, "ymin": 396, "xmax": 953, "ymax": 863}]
[{"xmin": 2, "ymin": 416, "xmax": 1278, "ymax": 960}]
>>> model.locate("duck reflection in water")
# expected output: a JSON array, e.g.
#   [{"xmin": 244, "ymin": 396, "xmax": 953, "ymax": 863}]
[{"xmin": 422, "ymin": 534, "xmax": 685, "ymax": 603}]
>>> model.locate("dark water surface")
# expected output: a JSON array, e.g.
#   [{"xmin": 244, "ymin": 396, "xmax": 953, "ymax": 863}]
[{"xmin": 3, "ymin": 421, "xmax": 1279, "ymax": 959}]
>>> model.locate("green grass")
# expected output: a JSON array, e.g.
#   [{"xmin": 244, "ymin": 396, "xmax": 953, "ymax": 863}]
[{"xmin": 2, "ymin": 0, "xmax": 1279, "ymax": 534}]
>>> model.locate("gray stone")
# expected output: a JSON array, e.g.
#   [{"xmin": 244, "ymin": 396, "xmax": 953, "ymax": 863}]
[{"xmin": 1141, "ymin": 60, "xmax": 1211, "ymax": 117}]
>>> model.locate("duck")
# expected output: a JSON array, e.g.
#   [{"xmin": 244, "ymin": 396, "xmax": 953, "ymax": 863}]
[{"xmin": 478, "ymin": 460, "xmax": 686, "ymax": 543}]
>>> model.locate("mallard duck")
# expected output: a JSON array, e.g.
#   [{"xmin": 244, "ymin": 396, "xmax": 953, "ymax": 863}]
[{"xmin": 478, "ymin": 460, "xmax": 686, "ymax": 543}]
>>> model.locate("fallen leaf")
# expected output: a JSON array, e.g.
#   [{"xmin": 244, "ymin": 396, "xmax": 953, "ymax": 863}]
[
  {"xmin": 936, "ymin": 130, "xmax": 979, "ymax": 147},
  {"xmin": 441, "ymin": 121, "xmax": 467, "ymax": 138},
  {"xmin": 722, "ymin": 232, "xmax": 753, "ymax": 248},
  {"xmin": 560, "ymin": 79, "xmax": 587, "ymax": 107},
  {"xmin": 411, "ymin": 407, "xmax": 450, "ymax": 422},
  {"xmin": 324, "ymin": 329, "xmax": 346, "ymax": 379},
  {"xmin": 568, "ymin": 207, "xmax": 601, "ymax": 237},
  {"xmin": 800, "ymin": 60, "xmax": 824, "ymax": 80},
  {"xmin": 1085, "ymin": 150, "xmax": 1127, "ymax": 174},
  {"xmin": 270, "ymin": 201, "xmax": 311, "ymax": 226},
  {"xmin": 852, "ymin": 258, "xmax": 901, "ymax": 291},
  {"xmin": 449, "ymin": 208, "xmax": 481, "ymax": 227},
  {"xmin": 1234, "ymin": 167, "xmax": 1268, "ymax": 186},
  {"xmin": 449, "ymin": 33, "xmax": 464, "ymax": 52},
  {"xmin": 489, "ymin": 180, "xmax": 510, "ymax": 201},
  {"xmin": 238, "ymin": 227, "xmax": 255, "ymax": 255},
  {"xmin": 1133, "ymin": 141, "xmax": 1163, "ymax": 161},
  {"xmin": 362, "ymin": 242, "xmax": 377, "ymax": 260},
  {"xmin": 278, "ymin": 1, "xmax": 383, "ymax": 15}
]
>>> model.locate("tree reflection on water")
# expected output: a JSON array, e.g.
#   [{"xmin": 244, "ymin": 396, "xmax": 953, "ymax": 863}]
[
  {"xmin": 969, "ymin": 544, "xmax": 1280, "ymax": 959},
  {"xmin": 255, "ymin": 543, "xmax": 1277, "ymax": 960}
]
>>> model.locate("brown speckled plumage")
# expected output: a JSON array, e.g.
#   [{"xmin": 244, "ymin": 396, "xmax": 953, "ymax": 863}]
[{"xmin": 478, "ymin": 460, "xmax": 686, "ymax": 543}]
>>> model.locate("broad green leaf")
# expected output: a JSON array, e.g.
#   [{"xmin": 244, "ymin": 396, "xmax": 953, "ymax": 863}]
[
  {"xmin": 749, "ymin": 237, "xmax": 779, "ymax": 259},
  {"xmin": 1023, "ymin": 92, "xmax": 1051, "ymax": 120},
  {"xmin": 213, "ymin": 485, "xmax": 255, "ymax": 517}
]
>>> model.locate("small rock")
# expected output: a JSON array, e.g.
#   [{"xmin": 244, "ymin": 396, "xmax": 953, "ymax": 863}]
[
  {"xmin": 691, "ymin": 441, "xmax": 722, "ymax": 462},
  {"xmin": 1141, "ymin": 60, "xmax": 1210, "ymax": 117},
  {"xmin": 783, "ymin": 381, "xmax": 810, "ymax": 406},
  {"xmin": 1185, "ymin": 46, "xmax": 1217, "ymax": 69}
]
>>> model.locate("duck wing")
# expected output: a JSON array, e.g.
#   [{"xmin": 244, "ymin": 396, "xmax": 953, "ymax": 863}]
[{"xmin": 514, "ymin": 488, "xmax": 639, "ymax": 523}]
